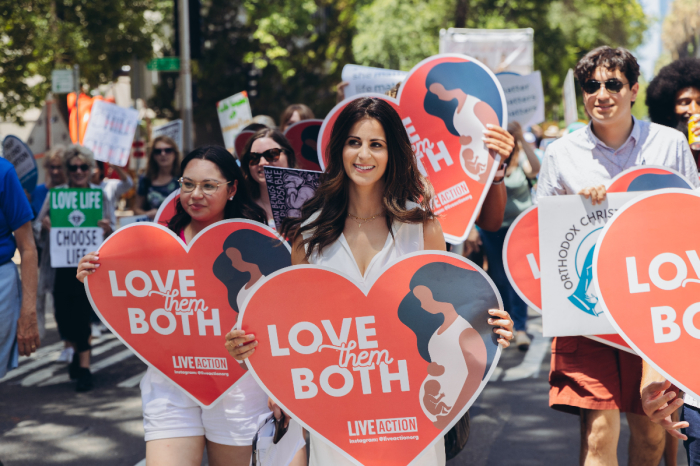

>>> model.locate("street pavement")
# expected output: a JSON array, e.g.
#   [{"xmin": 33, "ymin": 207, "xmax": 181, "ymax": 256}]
[{"xmin": 0, "ymin": 310, "xmax": 686, "ymax": 465}]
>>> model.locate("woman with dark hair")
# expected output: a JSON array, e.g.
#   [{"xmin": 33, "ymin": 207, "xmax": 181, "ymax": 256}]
[
  {"xmin": 279, "ymin": 104, "xmax": 315, "ymax": 132},
  {"xmin": 240, "ymin": 128, "xmax": 297, "ymax": 226},
  {"xmin": 134, "ymin": 135, "xmax": 181, "ymax": 219},
  {"xmin": 226, "ymin": 97, "xmax": 515, "ymax": 465},
  {"xmin": 398, "ymin": 262, "xmax": 499, "ymax": 430},
  {"xmin": 76, "ymin": 146, "xmax": 290, "ymax": 466},
  {"xmin": 646, "ymin": 58, "xmax": 700, "ymax": 163}
]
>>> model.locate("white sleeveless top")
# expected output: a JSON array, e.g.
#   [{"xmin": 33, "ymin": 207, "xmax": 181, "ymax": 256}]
[{"xmin": 303, "ymin": 213, "xmax": 446, "ymax": 466}]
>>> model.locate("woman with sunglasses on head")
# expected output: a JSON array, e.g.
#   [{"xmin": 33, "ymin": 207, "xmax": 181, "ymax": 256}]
[
  {"xmin": 226, "ymin": 97, "xmax": 516, "ymax": 465},
  {"xmin": 33, "ymin": 145, "xmax": 115, "ymax": 392},
  {"xmin": 240, "ymin": 129, "xmax": 296, "ymax": 227},
  {"xmin": 134, "ymin": 135, "xmax": 181, "ymax": 219},
  {"xmin": 77, "ymin": 146, "xmax": 306, "ymax": 466}
]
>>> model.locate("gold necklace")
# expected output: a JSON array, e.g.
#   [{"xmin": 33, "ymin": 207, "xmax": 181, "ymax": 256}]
[{"xmin": 348, "ymin": 211, "xmax": 383, "ymax": 228}]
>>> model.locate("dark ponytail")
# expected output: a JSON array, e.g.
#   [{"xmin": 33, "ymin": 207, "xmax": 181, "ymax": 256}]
[{"xmin": 168, "ymin": 145, "xmax": 267, "ymax": 234}]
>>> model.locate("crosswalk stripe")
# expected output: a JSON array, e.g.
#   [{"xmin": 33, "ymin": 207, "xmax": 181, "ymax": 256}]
[
  {"xmin": 118, "ymin": 370, "xmax": 147, "ymax": 388},
  {"xmin": 38, "ymin": 349, "xmax": 134, "ymax": 387},
  {"xmin": 1, "ymin": 334, "xmax": 118, "ymax": 384},
  {"xmin": 20, "ymin": 339, "xmax": 125, "ymax": 387}
]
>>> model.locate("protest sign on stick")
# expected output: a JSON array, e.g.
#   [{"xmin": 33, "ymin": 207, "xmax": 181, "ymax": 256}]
[
  {"xmin": 85, "ymin": 220, "xmax": 291, "ymax": 407},
  {"xmin": 264, "ymin": 166, "xmax": 321, "ymax": 227},
  {"xmin": 496, "ymin": 72, "xmax": 545, "ymax": 128},
  {"xmin": 283, "ymin": 120, "xmax": 323, "ymax": 171},
  {"xmin": 152, "ymin": 120, "xmax": 184, "ymax": 152},
  {"xmin": 594, "ymin": 190, "xmax": 700, "ymax": 402},
  {"xmin": 320, "ymin": 54, "xmax": 507, "ymax": 245},
  {"xmin": 2, "ymin": 135, "xmax": 38, "ymax": 192},
  {"xmin": 341, "ymin": 65, "xmax": 408, "ymax": 98},
  {"xmin": 240, "ymin": 251, "xmax": 501, "ymax": 466},
  {"xmin": 82, "ymin": 100, "xmax": 139, "ymax": 167},
  {"xmin": 217, "ymin": 92, "xmax": 252, "ymax": 153},
  {"xmin": 50, "ymin": 188, "xmax": 103, "ymax": 268}
]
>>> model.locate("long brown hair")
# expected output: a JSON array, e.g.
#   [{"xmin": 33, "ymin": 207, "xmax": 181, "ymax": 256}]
[
  {"xmin": 280, "ymin": 104, "xmax": 315, "ymax": 132},
  {"xmin": 146, "ymin": 135, "xmax": 181, "ymax": 181},
  {"xmin": 280, "ymin": 98, "xmax": 435, "ymax": 259},
  {"xmin": 240, "ymin": 128, "xmax": 296, "ymax": 199}
]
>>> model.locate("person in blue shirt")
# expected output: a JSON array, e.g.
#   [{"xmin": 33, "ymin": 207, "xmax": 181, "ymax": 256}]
[{"xmin": 0, "ymin": 157, "xmax": 40, "ymax": 379}]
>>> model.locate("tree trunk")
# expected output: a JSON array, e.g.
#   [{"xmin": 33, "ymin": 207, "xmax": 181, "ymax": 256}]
[{"xmin": 455, "ymin": 0, "xmax": 469, "ymax": 28}]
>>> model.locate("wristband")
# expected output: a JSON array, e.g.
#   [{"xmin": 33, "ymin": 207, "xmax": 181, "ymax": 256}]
[{"xmin": 492, "ymin": 162, "xmax": 508, "ymax": 184}]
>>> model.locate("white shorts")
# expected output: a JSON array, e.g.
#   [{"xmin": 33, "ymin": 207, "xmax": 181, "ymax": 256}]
[{"xmin": 141, "ymin": 367, "xmax": 270, "ymax": 446}]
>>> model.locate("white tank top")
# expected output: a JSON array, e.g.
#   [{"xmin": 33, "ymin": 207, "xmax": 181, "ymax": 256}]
[{"xmin": 303, "ymin": 212, "xmax": 446, "ymax": 466}]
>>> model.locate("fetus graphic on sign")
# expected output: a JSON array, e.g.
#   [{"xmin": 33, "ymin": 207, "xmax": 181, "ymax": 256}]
[
  {"xmin": 398, "ymin": 263, "xmax": 499, "ymax": 429},
  {"xmin": 424, "ymin": 62, "xmax": 502, "ymax": 183}
]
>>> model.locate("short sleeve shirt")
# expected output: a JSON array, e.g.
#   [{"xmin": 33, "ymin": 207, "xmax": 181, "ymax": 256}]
[
  {"xmin": 536, "ymin": 117, "xmax": 700, "ymax": 199},
  {"xmin": 0, "ymin": 158, "xmax": 34, "ymax": 264},
  {"xmin": 137, "ymin": 176, "xmax": 178, "ymax": 211}
]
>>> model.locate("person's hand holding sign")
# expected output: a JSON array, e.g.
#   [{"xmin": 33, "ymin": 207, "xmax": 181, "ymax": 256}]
[
  {"xmin": 641, "ymin": 362, "xmax": 689, "ymax": 440},
  {"xmin": 483, "ymin": 124, "xmax": 515, "ymax": 159},
  {"xmin": 76, "ymin": 252, "xmax": 100, "ymax": 283},
  {"xmin": 225, "ymin": 329, "xmax": 257, "ymax": 360},
  {"xmin": 489, "ymin": 308, "xmax": 514, "ymax": 348},
  {"xmin": 578, "ymin": 185, "xmax": 607, "ymax": 205}
]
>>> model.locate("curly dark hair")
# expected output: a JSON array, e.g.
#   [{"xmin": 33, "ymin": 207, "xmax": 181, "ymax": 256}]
[
  {"xmin": 575, "ymin": 46, "xmax": 640, "ymax": 89},
  {"xmin": 646, "ymin": 58, "xmax": 700, "ymax": 128}
]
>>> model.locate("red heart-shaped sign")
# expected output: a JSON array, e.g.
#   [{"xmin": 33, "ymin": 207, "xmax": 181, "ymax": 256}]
[
  {"xmin": 503, "ymin": 166, "xmax": 691, "ymax": 351},
  {"xmin": 154, "ymin": 188, "xmax": 180, "ymax": 227},
  {"xmin": 240, "ymin": 251, "xmax": 502, "ymax": 466},
  {"xmin": 318, "ymin": 55, "xmax": 507, "ymax": 244},
  {"xmin": 86, "ymin": 220, "xmax": 290, "ymax": 407},
  {"xmin": 595, "ymin": 189, "xmax": 700, "ymax": 401},
  {"xmin": 283, "ymin": 119, "xmax": 323, "ymax": 171}
]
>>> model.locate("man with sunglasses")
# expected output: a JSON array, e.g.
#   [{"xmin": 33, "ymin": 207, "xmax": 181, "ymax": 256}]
[{"xmin": 537, "ymin": 46, "xmax": 699, "ymax": 466}]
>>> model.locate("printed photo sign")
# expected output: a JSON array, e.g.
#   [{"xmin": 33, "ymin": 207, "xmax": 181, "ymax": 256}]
[
  {"xmin": 82, "ymin": 100, "xmax": 139, "ymax": 167},
  {"xmin": 50, "ymin": 188, "xmax": 104, "ymax": 268},
  {"xmin": 594, "ymin": 190, "xmax": 700, "ymax": 401},
  {"xmin": 264, "ymin": 166, "xmax": 321, "ymax": 227},
  {"xmin": 283, "ymin": 119, "xmax": 323, "ymax": 171},
  {"xmin": 239, "ymin": 251, "xmax": 502, "ymax": 466},
  {"xmin": 2, "ymin": 135, "xmax": 38, "ymax": 192},
  {"xmin": 217, "ymin": 91, "xmax": 253, "ymax": 153},
  {"xmin": 85, "ymin": 220, "xmax": 291, "ymax": 407},
  {"xmin": 319, "ymin": 54, "xmax": 507, "ymax": 244},
  {"xmin": 540, "ymin": 192, "xmax": 640, "ymax": 337}
]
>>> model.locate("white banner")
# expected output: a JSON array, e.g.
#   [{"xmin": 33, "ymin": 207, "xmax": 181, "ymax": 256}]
[
  {"xmin": 216, "ymin": 91, "xmax": 253, "ymax": 153},
  {"xmin": 496, "ymin": 72, "xmax": 545, "ymax": 128},
  {"xmin": 539, "ymin": 192, "xmax": 638, "ymax": 337},
  {"xmin": 439, "ymin": 28, "xmax": 534, "ymax": 75},
  {"xmin": 563, "ymin": 69, "xmax": 577, "ymax": 126},
  {"xmin": 152, "ymin": 119, "xmax": 184, "ymax": 152},
  {"xmin": 341, "ymin": 64, "xmax": 408, "ymax": 98},
  {"xmin": 82, "ymin": 100, "xmax": 139, "ymax": 167},
  {"xmin": 50, "ymin": 227, "xmax": 104, "ymax": 268}
]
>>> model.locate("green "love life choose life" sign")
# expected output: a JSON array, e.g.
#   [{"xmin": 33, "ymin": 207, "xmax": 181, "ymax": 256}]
[{"xmin": 50, "ymin": 188, "xmax": 104, "ymax": 268}]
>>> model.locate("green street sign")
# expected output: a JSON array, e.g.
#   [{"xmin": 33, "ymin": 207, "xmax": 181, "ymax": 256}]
[{"xmin": 147, "ymin": 57, "xmax": 181, "ymax": 72}]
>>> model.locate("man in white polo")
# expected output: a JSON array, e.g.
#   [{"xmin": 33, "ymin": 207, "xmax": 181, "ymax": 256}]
[{"xmin": 537, "ymin": 46, "xmax": 699, "ymax": 465}]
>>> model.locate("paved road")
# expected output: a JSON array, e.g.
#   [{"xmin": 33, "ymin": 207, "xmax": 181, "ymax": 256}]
[{"xmin": 0, "ymin": 311, "xmax": 686, "ymax": 465}]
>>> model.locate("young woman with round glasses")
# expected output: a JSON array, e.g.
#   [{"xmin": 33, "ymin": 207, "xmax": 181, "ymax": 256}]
[
  {"xmin": 76, "ymin": 146, "xmax": 307, "ymax": 466},
  {"xmin": 134, "ymin": 135, "xmax": 182, "ymax": 219},
  {"xmin": 240, "ymin": 129, "xmax": 297, "ymax": 227}
]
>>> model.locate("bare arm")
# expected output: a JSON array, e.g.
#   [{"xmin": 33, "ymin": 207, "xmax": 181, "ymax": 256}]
[
  {"xmin": 423, "ymin": 218, "xmax": 447, "ymax": 251},
  {"xmin": 475, "ymin": 183, "xmax": 506, "ymax": 232},
  {"xmin": 14, "ymin": 221, "xmax": 40, "ymax": 356}
]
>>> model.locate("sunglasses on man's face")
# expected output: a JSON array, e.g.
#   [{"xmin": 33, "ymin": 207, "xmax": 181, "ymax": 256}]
[
  {"xmin": 153, "ymin": 148, "xmax": 175, "ymax": 156},
  {"xmin": 68, "ymin": 164, "xmax": 90, "ymax": 173},
  {"xmin": 581, "ymin": 79, "xmax": 629, "ymax": 95},
  {"xmin": 248, "ymin": 148, "xmax": 285, "ymax": 166}
]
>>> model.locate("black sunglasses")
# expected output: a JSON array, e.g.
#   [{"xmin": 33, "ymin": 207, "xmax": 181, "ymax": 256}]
[
  {"xmin": 581, "ymin": 79, "xmax": 629, "ymax": 95},
  {"xmin": 68, "ymin": 164, "xmax": 90, "ymax": 172},
  {"xmin": 248, "ymin": 148, "xmax": 285, "ymax": 166},
  {"xmin": 153, "ymin": 148, "xmax": 175, "ymax": 155}
]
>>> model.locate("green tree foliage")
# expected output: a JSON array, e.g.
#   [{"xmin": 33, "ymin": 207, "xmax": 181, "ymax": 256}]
[
  {"xmin": 0, "ymin": 0, "xmax": 168, "ymax": 123},
  {"xmin": 352, "ymin": 0, "xmax": 648, "ymax": 119}
]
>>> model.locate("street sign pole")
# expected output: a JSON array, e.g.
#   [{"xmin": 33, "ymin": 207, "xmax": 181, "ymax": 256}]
[{"xmin": 178, "ymin": 0, "xmax": 194, "ymax": 153}]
